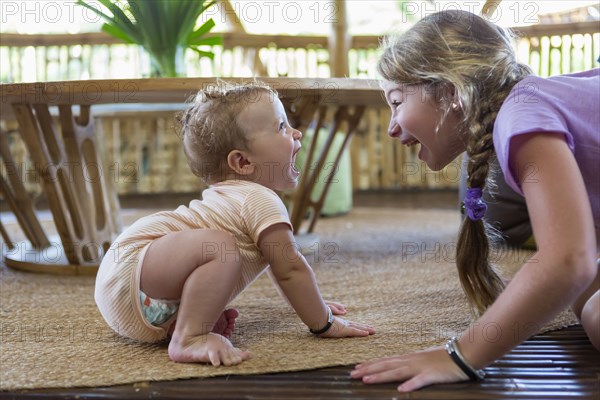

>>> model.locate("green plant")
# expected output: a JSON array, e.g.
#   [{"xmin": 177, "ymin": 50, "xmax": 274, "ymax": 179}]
[{"xmin": 77, "ymin": 0, "xmax": 222, "ymax": 77}]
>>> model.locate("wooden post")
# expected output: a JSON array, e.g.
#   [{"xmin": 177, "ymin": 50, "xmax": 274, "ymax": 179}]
[
  {"xmin": 328, "ymin": 0, "xmax": 350, "ymax": 77},
  {"xmin": 481, "ymin": 0, "xmax": 502, "ymax": 18},
  {"xmin": 218, "ymin": 0, "xmax": 246, "ymax": 33}
]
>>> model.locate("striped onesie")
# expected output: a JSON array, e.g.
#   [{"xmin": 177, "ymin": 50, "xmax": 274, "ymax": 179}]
[{"xmin": 95, "ymin": 180, "xmax": 292, "ymax": 343}]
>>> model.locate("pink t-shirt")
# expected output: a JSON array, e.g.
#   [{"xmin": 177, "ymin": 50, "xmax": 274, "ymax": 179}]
[{"xmin": 494, "ymin": 68, "xmax": 600, "ymax": 231}]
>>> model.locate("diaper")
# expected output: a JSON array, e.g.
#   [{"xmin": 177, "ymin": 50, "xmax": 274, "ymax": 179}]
[{"xmin": 139, "ymin": 290, "xmax": 179, "ymax": 326}]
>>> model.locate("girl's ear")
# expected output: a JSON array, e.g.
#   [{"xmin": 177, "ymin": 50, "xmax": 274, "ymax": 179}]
[
  {"xmin": 227, "ymin": 150, "xmax": 255, "ymax": 176},
  {"xmin": 446, "ymin": 84, "xmax": 462, "ymax": 111},
  {"xmin": 436, "ymin": 83, "xmax": 460, "ymax": 111}
]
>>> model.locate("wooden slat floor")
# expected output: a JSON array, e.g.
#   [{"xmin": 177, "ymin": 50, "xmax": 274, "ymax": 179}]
[{"xmin": 3, "ymin": 325, "xmax": 598, "ymax": 399}]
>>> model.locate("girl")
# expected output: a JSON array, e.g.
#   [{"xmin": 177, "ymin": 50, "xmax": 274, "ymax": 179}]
[
  {"xmin": 352, "ymin": 10, "xmax": 599, "ymax": 392},
  {"xmin": 95, "ymin": 82, "xmax": 375, "ymax": 367}
]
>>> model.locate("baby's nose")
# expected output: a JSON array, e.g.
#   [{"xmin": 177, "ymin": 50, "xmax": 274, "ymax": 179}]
[{"xmin": 293, "ymin": 129, "xmax": 303, "ymax": 140}]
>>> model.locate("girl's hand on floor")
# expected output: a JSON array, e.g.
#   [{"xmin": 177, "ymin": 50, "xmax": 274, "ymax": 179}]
[{"xmin": 350, "ymin": 346, "xmax": 469, "ymax": 392}]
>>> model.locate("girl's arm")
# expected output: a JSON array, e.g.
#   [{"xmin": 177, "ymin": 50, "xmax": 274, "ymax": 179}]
[
  {"xmin": 352, "ymin": 132, "xmax": 597, "ymax": 391},
  {"xmin": 258, "ymin": 223, "xmax": 374, "ymax": 337},
  {"xmin": 459, "ymin": 132, "xmax": 597, "ymax": 366}
]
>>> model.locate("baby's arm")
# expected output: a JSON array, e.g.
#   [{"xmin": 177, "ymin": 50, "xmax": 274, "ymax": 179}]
[
  {"xmin": 259, "ymin": 223, "xmax": 374, "ymax": 337},
  {"xmin": 266, "ymin": 268, "xmax": 347, "ymax": 315}
]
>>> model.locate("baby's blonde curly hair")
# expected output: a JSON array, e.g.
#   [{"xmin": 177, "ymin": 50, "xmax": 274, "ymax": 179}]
[{"xmin": 178, "ymin": 81, "xmax": 278, "ymax": 184}]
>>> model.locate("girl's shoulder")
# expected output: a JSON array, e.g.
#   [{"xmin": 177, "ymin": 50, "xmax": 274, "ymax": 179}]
[
  {"xmin": 493, "ymin": 68, "xmax": 600, "ymax": 196},
  {"xmin": 500, "ymin": 68, "xmax": 599, "ymax": 116},
  {"xmin": 557, "ymin": 68, "xmax": 600, "ymax": 79},
  {"xmin": 508, "ymin": 68, "xmax": 599, "ymax": 98}
]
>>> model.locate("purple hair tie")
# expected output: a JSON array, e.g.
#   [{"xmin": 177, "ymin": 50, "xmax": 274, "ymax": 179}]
[{"xmin": 463, "ymin": 188, "xmax": 487, "ymax": 221}]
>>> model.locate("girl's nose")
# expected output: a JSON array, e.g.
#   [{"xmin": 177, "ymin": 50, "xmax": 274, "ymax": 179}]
[
  {"xmin": 293, "ymin": 129, "xmax": 303, "ymax": 140},
  {"xmin": 388, "ymin": 120, "xmax": 401, "ymax": 137}
]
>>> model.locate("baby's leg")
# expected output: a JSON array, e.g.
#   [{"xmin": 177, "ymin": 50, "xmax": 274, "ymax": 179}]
[
  {"xmin": 140, "ymin": 229, "xmax": 250, "ymax": 366},
  {"xmin": 212, "ymin": 308, "xmax": 239, "ymax": 338},
  {"xmin": 166, "ymin": 308, "xmax": 238, "ymax": 338}
]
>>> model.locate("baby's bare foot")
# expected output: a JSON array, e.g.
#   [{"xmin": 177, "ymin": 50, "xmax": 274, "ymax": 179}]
[
  {"xmin": 168, "ymin": 332, "xmax": 250, "ymax": 366},
  {"xmin": 167, "ymin": 309, "xmax": 239, "ymax": 338},
  {"xmin": 212, "ymin": 308, "xmax": 239, "ymax": 338}
]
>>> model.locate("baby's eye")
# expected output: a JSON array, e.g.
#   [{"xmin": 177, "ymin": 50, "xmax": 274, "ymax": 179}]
[
  {"xmin": 391, "ymin": 100, "xmax": 402, "ymax": 108},
  {"xmin": 279, "ymin": 122, "xmax": 286, "ymax": 131}
]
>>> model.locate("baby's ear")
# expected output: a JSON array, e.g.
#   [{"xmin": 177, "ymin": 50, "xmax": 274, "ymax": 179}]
[{"xmin": 227, "ymin": 149, "xmax": 255, "ymax": 176}]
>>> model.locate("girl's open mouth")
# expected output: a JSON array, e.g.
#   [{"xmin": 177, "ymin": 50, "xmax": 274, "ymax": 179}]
[{"xmin": 402, "ymin": 139, "xmax": 420, "ymax": 147}]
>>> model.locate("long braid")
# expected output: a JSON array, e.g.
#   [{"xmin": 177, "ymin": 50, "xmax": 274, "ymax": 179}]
[
  {"xmin": 456, "ymin": 92, "xmax": 506, "ymax": 314},
  {"xmin": 457, "ymin": 72, "xmax": 529, "ymax": 315}
]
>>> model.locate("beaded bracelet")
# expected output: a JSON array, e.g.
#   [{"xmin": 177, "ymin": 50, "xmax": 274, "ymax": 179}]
[
  {"xmin": 309, "ymin": 306, "xmax": 334, "ymax": 335},
  {"xmin": 445, "ymin": 337, "xmax": 486, "ymax": 380}
]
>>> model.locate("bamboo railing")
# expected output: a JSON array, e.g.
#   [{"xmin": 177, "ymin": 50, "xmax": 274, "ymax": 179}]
[
  {"xmin": 1, "ymin": 22, "xmax": 599, "ymax": 196},
  {"xmin": 2, "ymin": 21, "xmax": 598, "ymax": 81}
]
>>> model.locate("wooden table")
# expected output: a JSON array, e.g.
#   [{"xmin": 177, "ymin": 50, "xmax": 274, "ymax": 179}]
[{"xmin": 0, "ymin": 78, "xmax": 386, "ymax": 273}]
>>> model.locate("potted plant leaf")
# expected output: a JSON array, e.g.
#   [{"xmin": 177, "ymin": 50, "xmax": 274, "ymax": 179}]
[{"xmin": 77, "ymin": 0, "xmax": 222, "ymax": 77}]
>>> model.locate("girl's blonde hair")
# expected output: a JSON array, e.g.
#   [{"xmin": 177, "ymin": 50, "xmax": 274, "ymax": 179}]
[
  {"xmin": 378, "ymin": 10, "xmax": 533, "ymax": 314},
  {"xmin": 178, "ymin": 81, "xmax": 278, "ymax": 184}
]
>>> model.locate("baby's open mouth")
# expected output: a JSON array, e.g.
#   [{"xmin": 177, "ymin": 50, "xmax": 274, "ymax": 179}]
[{"xmin": 292, "ymin": 146, "xmax": 302, "ymax": 174}]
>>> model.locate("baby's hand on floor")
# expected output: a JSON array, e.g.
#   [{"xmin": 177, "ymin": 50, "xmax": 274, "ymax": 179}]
[
  {"xmin": 324, "ymin": 300, "xmax": 347, "ymax": 315},
  {"xmin": 319, "ymin": 317, "xmax": 375, "ymax": 338}
]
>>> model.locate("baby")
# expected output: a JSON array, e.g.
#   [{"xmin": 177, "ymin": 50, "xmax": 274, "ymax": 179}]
[{"xmin": 95, "ymin": 81, "xmax": 375, "ymax": 367}]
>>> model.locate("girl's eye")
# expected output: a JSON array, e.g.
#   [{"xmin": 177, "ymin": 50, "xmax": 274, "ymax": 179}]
[
  {"xmin": 279, "ymin": 122, "xmax": 286, "ymax": 131},
  {"xmin": 391, "ymin": 101, "xmax": 402, "ymax": 108}
]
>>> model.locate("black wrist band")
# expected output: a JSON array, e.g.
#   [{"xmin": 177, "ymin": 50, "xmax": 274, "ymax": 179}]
[
  {"xmin": 445, "ymin": 337, "xmax": 485, "ymax": 380},
  {"xmin": 309, "ymin": 306, "xmax": 334, "ymax": 335}
]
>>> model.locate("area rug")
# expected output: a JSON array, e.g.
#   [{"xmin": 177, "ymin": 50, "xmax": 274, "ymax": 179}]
[{"xmin": 0, "ymin": 207, "xmax": 577, "ymax": 390}]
